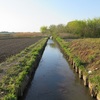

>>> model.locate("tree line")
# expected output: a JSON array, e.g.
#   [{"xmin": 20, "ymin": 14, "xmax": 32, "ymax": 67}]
[{"xmin": 40, "ymin": 18, "xmax": 100, "ymax": 38}]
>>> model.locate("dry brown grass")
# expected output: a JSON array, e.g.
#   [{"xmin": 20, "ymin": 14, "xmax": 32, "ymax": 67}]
[
  {"xmin": 0, "ymin": 32, "xmax": 46, "ymax": 39},
  {"xmin": 70, "ymin": 38, "xmax": 100, "ymax": 72},
  {"xmin": 58, "ymin": 33, "xmax": 80, "ymax": 39},
  {"xmin": 12, "ymin": 32, "xmax": 44, "ymax": 37}
]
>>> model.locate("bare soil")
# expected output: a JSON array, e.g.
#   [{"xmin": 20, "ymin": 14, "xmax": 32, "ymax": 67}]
[{"xmin": 0, "ymin": 37, "xmax": 42, "ymax": 63}]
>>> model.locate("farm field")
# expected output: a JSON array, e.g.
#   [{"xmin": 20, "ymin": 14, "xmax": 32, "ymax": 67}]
[{"xmin": 0, "ymin": 37, "xmax": 42, "ymax": 63}]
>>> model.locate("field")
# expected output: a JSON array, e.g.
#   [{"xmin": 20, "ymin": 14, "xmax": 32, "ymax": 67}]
[
  {"xmin": 0, "ymin": 37, "xmax": 43, "ymax": 63},
  {"xmin": 0, "ymin": 32, "xmax": 46, "ymax": 63}
]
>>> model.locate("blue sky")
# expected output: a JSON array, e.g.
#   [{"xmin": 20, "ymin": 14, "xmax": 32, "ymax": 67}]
[{"xmin": 0, "ymin": 0, "xmax": 100, "ymax": 32}]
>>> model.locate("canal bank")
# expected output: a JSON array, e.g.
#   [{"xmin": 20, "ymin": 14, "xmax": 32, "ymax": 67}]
[
  {"xmin": 22, "ymin": 39, "xmax": 95, "ymax": 100},
  {"xmin": 55, "ymin": 37, "xmax": 100, "ymax": 100}
]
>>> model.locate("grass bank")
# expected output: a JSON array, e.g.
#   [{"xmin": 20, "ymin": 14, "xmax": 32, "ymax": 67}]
[
  {"xmin": 0, "ymin": 38, "xmax": 48, "ymax": 100},
  {"xmin": 56, "ymin": 37, "xmax": 100, "ymax": 99}
]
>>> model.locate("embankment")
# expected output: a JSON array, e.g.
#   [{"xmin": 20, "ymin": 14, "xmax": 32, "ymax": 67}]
[
  {"xmin": 0, "ymin": 38, "xmax": 48, "ymax": 100},
  {"xmin": 55, "ymin": 37, "xmax": 100, "ymax": 100}
]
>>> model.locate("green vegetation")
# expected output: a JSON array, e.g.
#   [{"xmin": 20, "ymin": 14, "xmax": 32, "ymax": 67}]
[
  {"xmin": 56, "ymin": 37, "xmax": 100, "ymax": 92},
  {"xmin": 40, "ymin": 26, "xmax": 48, "ymax": 34},
  {"xmin": 40, "ymin": 17, "xmax": 100, "ymax": 38},
  {"xmin": 4, "ymin": 94, "xmax": 17, "ymax": 100},
  {"xmin": 66, "ymin": 18, "xmax": 100, "ymax": 38},
  {"xmin": 0, "ymin": 38, "xmax": 47, "ymax": 100},
  {"xmin": 90, "ymin": 75, "xmax": 100, "ymax": 90}
]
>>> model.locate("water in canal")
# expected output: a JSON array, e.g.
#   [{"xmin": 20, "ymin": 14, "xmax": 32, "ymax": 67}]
[{"xmin": 24, "ymin": 39, "xmax": 95, "ymax": 100}]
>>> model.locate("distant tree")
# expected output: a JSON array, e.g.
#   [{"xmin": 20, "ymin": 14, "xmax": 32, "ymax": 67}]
[
  {"xmin": 49, "ymin": 25, "xmax": 57, "ymax": 34},
  {"xmin": 40, "ymin": 26, "xmax": 48, "ymax": 34},
  {"xmin": 40, "ymin": 18, "xmax": 100, "ymax": 38},
  {"xmin": 56, "ymin": 24, "xmax": 66, "ymax": 33},
  {"xmin": 66, "ymin": 20, "xmax": 87, "ymax": 37},
  {"xmin": 86, "ymin": 18, "xmax": 100, "ymax": 37}
]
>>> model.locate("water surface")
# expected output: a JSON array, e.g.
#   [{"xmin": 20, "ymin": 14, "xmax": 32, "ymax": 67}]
[{"xmin": 25, "ymin": 39, "xmax": 95, "ymax": 100}]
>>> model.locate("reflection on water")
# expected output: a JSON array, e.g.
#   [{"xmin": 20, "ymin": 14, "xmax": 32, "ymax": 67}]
[
  {"xmin": 47, "ymin": 39, "xmax": 56, "ymax": 48},
  {"xmin": 24, "ymin": 39, "xmax": 95, "ymax": 100}
]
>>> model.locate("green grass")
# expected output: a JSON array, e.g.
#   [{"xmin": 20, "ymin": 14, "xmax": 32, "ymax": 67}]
[
  {"xmin": 0, "ymin": 38, "xmax": 48, "ymax": 100},
  {"xmin": 89, "ymin": 75, "xmax": 100, "ymax": 91},
  {"xmin": 4, "ymin": 93, "xmax": 17, "ymax": 100}
]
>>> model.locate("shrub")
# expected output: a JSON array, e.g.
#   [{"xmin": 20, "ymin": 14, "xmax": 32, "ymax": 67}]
[{"xmin": 4, "ymin": 94, "xmax": 17, "ymax": 100}]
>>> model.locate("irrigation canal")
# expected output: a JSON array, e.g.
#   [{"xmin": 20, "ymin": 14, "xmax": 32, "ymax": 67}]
[{"xmin": 23, "ymin": 39, "xmax": 95, "ymax": 100}]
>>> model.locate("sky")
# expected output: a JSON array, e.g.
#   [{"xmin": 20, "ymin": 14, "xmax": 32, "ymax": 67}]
[{"xmin": 0, "ymin": 0, "xmax": 100, "ymax": 32}]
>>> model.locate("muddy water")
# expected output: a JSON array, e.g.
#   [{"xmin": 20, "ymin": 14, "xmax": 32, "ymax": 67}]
[{"xmin": 24, "ymin": 39, "xmax": 95, "ymax": 100}]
